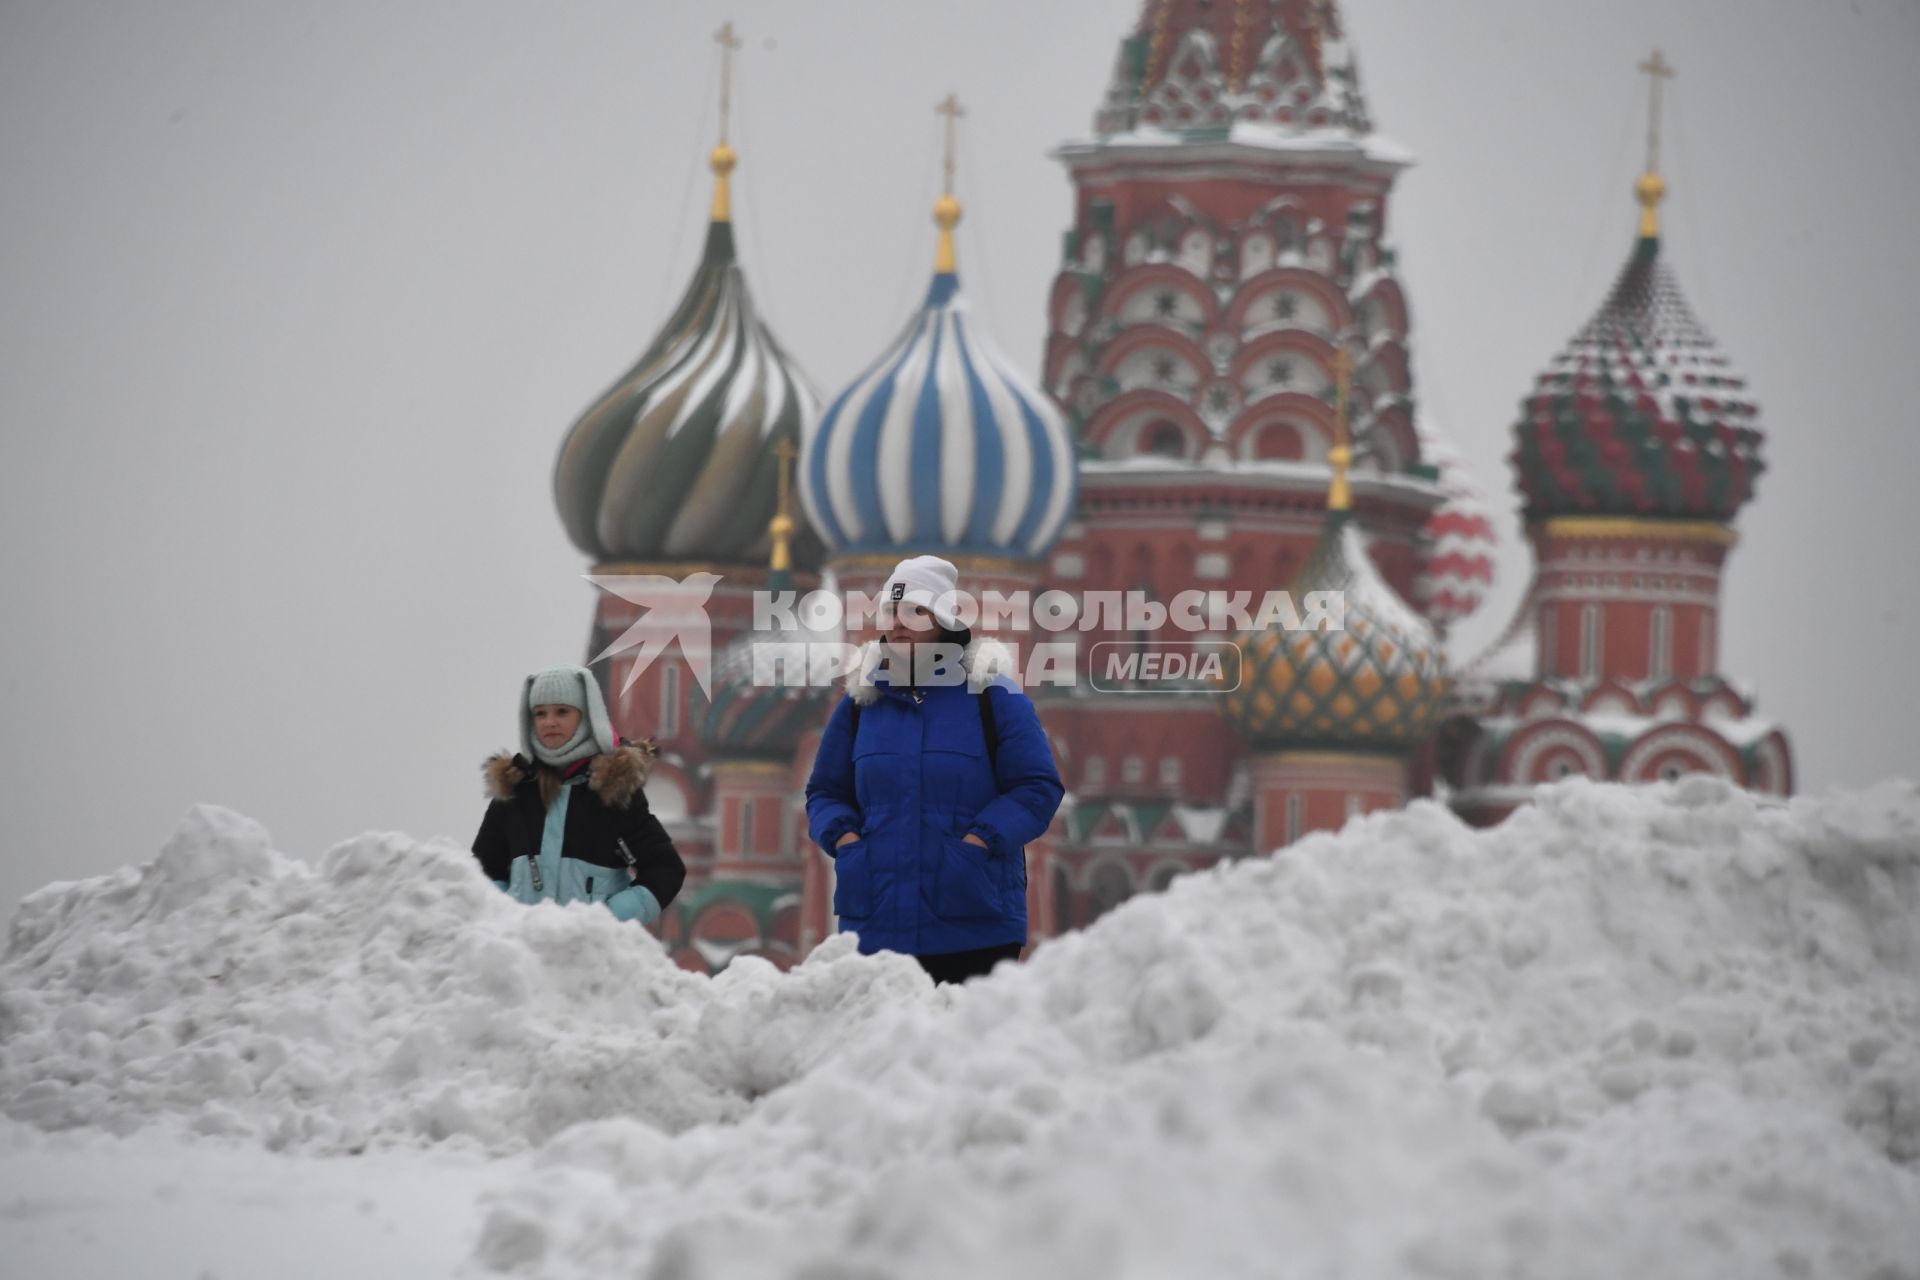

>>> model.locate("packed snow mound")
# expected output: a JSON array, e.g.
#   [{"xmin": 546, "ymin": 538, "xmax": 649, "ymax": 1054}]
[
  {"xmin": 3, "ymin": 779, "xmax": 1918, "ymax": 1279},
  {"xmin": 0, "ymin": 804, "xmax": 919, "ymax": 1151}
]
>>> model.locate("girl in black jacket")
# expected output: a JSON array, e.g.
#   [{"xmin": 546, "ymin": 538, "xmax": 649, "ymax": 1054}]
[{"xmin": 471, "ymin": 665, "xmax": 684, "ymax": 924}]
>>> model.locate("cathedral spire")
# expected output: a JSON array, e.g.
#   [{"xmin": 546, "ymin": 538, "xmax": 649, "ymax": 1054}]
[
  {"xmin": 934, "ymin": 92, "xmax": 965, "ymax": 275},
  {"xmin": 709, "ymin": 20, "xmax": 743, "ymax": 224},
  {"xmin": 1635, "ymin": 48, "xmax": 1675, "ymax": 241},
  {"xmin": 1327, "ymin": 347, "xmax": 1353, "ymax": 516}
]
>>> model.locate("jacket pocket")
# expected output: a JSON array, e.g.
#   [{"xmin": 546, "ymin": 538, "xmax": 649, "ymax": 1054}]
[
  {"xmin": 934, "ymin": 835, "xmax": 1003, "ymax": 921},
  {"xmin": 832, "ymin": 838, "xmax": 874, "ymax": 919}
]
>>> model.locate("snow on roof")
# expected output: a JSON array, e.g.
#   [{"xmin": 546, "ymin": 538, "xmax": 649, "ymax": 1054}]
[{"xmin": 1061, "ymin": 122, "xmax": 1414, "ymax": 168}]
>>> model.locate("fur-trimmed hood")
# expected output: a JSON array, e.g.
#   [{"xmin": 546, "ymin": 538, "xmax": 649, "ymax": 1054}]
[
  {"xmin": 846, "ymin": 636, "xmax": 1020, "ymax": 706},
  {"xmin": 483, "ymin": 739, "xmax": 657, "ymax": 809}
]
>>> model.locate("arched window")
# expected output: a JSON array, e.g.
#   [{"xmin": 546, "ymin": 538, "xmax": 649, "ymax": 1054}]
[
  {"xmin": 1651, "ymin": 607, "xmax": 1672, "ymax": 681},
  {"xmin": 1252, "ymin": 421, "xmax": 1304, "ymax": 461},
  {"xmin": 1143, "ymin": 420, "xmax": 1187, "ymax": 459},
  {"xmin": 1088, "ymin": 862, "xmax": 1134, "ymax": 921}
]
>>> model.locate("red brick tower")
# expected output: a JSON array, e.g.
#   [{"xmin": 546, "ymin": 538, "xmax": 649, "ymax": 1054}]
[{"xmin": 1033, "ymin": 0, "xmax": 1470, "ymax": 930}]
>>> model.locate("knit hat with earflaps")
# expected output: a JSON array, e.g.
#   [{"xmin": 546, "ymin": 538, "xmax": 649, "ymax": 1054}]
[
  {"xmin": 521, "ymin": 665, "xmax": 618, "ymax": 767},
  {"xmin": 882, "ymin": 555, "xmax": 965, "ymax": 630}
]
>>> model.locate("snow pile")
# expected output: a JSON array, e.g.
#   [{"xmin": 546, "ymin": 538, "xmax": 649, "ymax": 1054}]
[
  {"xmin": 3, "ymin": 779, "xmax": 1918, "ymax": 1278},
  {"xmin": 0, "ymin": 804, "xmax": 918, "ymax": 1152}
]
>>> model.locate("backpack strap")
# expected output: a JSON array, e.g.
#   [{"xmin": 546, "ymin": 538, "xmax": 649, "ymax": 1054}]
[{"xmin": 978, "ymin": 687, "xmax": 999, "ymax": 772}]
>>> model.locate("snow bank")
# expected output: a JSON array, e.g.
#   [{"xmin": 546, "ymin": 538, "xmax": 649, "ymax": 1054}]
[
  {"xmin": 4, "ymin": 779, "xmax": 1918, "ymax": 1278},
  {"xmin": 0, "ymin": 804, "xmax": 917, "ymax": 1152}
]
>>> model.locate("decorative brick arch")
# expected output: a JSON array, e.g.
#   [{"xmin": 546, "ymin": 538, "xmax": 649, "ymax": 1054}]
[
  {"xmin": 1227, "ymin": 391, "xmax": 1338, "ymax": 462},
  {"xmin": 1645, "ymin": 679, "xmax": 1703, "ymax": 720},
  {"xmin": 1094, "ymin": 326, "xmax": 1213, "ymax": 386},
  {"xmin": 1100, "ymin": 264, "xmax": 1221, "ymax": 329},
  {"xmin": 1353, "ymin": 275, "xmax": 1410, "ymax": 338},
  {"xmin": 1084, "ymin": 389, "xmax": 1211, "ymax": 461},
  {"xmin": 1501, "ymin": 719, "xmax": 1610, "ymax": 785},
  {"xmin": 1579, "ymin": 677, "xmax": 1644, "ymax": 717},
  {"xmin": 1362, "ymin": 338, "xmax": 1412, "ymax": 395},
  {"xmin": 1517, "ymin": 684, "xmax": 1570, "ymax": 718},
  {"xmin": 1230, "ymin": 330, "xmax": 1339, "ymax": 397},
  {"xmin": 1617, "ymin": 723, "xmax": 1747, "ymax": 785},
  {"xmin": 1228, "ymin": 266, "xmax": 1353, "ymax": 334},
  {"xmin": 1699, "ymin": 685, "xmax": 1753, "ymax": 721}
]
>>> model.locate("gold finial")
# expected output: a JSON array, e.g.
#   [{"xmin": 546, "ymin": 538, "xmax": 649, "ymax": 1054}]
[
  {"xmin": 934, "ymin": 92, "xmax": 965, "ymax": 274},
  {"xmin": 769, "ymin": 435, "xmax": 797, "ymax": 574},
  {"xmin": 1329, "ymin": 347, "xmax": 1353, "ymax": 513},
  {"xmin": 1636, "ymin": 48, "xmax": 1675, "ymax": 239},
  {"xmin": 710, "ymin": 21, "xmax": 744, "ymax": 223}
]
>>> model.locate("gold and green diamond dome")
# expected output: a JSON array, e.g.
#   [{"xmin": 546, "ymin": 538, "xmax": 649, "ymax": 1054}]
[{"xmin": 1222, "ymin": 510, "xmax": 1448, "ymax": 752}]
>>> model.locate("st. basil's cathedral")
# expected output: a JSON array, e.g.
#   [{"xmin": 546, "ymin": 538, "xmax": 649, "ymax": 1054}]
[{"xmin": 550, "ymin": 2, "xmax": 1792, "ymax": 974}]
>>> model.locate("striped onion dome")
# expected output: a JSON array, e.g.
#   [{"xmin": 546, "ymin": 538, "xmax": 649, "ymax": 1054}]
[
  {"xmin": 799, "ymin": 197, "xmax": 1077, "ymax": 560},
  {"xmin": 1510, "ymin": 176, "xmax": 1764, "ymax": 522},
  {"xmin": 1411, "ymin": 416, "xmax": 1498, "ymax": 632},
  {"xmin": 1224, "ymin": 500, "xmax": 1447, "ymax": 752},
  {"xmin": 554, "ymin": 155, "xmax": 821, "ymax": 567}
]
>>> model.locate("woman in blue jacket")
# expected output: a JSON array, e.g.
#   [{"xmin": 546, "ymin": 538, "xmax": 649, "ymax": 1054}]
[{"xmin": 805, "ymin": 555, "xmax": 1065, "ymax": 984}]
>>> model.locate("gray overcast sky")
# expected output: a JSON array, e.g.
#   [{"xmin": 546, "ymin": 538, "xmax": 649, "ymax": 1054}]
[{"xmin": 3, "ymin": 0, "xmax": 1916, "ymax": 912}]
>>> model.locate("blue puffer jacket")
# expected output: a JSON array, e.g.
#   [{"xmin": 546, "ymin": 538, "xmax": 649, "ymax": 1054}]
[{"xmin": 805, "ymin": 638, "xmax": 1065, "ymax": 957}]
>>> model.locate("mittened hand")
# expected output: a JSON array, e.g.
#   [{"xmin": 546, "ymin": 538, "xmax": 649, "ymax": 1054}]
[{"xmin": 605, "ymin": 884, "xmax": 662, "ymax": 925}]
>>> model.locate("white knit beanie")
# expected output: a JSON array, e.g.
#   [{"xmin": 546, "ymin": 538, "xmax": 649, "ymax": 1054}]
[
  {"xmin": 882, "ymin": 554, "xmax": 964, "ymax": 630},
  {"xmin": 521, "ymin": 665, "xmax": 618, "ymax": 766}
]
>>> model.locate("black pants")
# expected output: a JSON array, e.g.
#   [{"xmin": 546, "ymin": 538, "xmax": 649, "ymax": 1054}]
[{"xmin": 914, "ymin": 942, "xmax": 1024, "ymax": 985}]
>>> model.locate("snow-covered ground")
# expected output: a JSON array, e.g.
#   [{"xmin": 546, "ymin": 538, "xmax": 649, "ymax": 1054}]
[{"xmin": 2, "ymin": 778, "xmax": 1916, "ymax": 1279}]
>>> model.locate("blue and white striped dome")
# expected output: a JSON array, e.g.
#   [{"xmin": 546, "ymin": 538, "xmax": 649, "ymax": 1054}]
[{"xmin": 800, "ymin": 272, "xmax": 1078, "ymax": 560}]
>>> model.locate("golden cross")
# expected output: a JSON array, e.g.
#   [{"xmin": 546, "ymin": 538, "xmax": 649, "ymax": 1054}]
[
  {"xmin": 1638, "ymin": 48, "xmax": 1676, "ymax": 175},
  {"xmin": 936, "ymin": 92, "xmax": 965, "ymax": 197},
  {"xmin": 715, "ymin": 20, "xmax": 743, "ymax": 146}
]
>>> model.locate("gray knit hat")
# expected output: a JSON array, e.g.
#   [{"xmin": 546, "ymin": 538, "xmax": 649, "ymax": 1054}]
[{"xmin": 521, "ymin": 665, "xmax": 617, "ymax": 767}]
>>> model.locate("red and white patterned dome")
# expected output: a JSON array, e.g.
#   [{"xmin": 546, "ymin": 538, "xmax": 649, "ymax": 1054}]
[{"xmin": 1411, "ymin": 417, "xmax": 1497, "ymax": 632}]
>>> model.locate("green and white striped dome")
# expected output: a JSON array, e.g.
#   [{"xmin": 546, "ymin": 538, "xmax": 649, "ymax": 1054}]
[{"xmin": 554, "ymin": 216, "xmax": 821, "ymax": 567}]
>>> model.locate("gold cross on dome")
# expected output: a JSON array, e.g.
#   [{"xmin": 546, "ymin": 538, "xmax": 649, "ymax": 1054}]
[
  {"xmin": 1638, "ymin": 48, "xmax": 1676, "ymax": 174},
  {"xmin": 936, "ymin": 92, "xmax": 965, "ymax": 197},
  {"xmin": 715, "ymin": 20, "xmax": 743, "ymax": 145}
]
